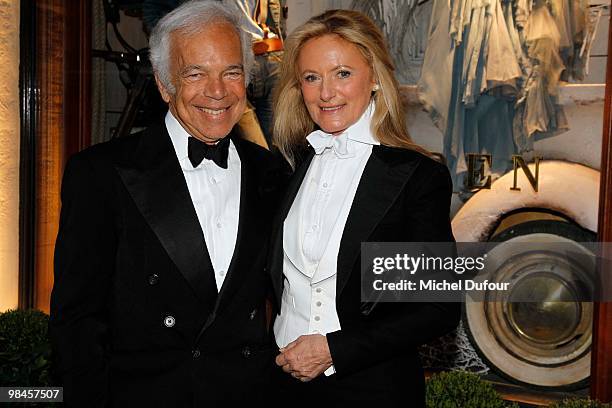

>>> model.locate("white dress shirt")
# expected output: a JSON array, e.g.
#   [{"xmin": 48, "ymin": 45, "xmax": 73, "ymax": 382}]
[
  {"xmin": 274, "ymin": 104, "xmax": 379, "ymax": 376},
  {"xmin": 165, "ymin": 111, "xmax": 241, "ymax": 292}
]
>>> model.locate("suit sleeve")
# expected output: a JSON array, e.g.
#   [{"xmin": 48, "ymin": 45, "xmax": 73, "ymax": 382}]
[
  {"xmin": 49, "ymin": 153, "xmax": 116, "ymax": 407},
  {"xmin": 326, "ymin": 162, "xmax": 461, "ymax": 377}
]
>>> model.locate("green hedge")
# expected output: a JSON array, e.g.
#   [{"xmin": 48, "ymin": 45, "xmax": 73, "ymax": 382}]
[
  {"xmin": 549, "ymin": 399, "xmax": 612, "ymax": 408},
  {"xmin": 426, "ymin": 371, "xmax": 611, "ymax": 408},
  {"xmin": 426, "ymin": 370, "xmax": 519, "ymax": 408},
  {"xmin": 0, "ymin": 309, "xmax": 51, "ymax": 387}
]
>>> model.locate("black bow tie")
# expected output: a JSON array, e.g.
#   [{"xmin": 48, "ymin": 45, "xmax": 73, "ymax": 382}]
[{"xmin": 188, "ymin": 136, "xmax": 230, "ymax": 169}]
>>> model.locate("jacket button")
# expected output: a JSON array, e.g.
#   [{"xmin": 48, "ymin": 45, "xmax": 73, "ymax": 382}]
[
  {"xmin": 163, "ymin": 315, "xmax": 175, "ymax": 327},
  {"xmin": 192, "ymin": 349, "xmax": 201, "ymax": 359},
  {"xmin": 148, "ymin": 273, "xmax": 159, "ymax": 285},
  {"xmin": 249, "ymin": 309, "xmax": 257, "ymax": 320},
  {"xmin": 241, "ymin": 347, "xmax": 251, "ymax": 358}
]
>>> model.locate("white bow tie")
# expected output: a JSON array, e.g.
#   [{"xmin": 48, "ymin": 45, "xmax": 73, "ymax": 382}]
[{"xmin": 306, "ymin": 131, "xmax": 354, "ymax": 158}]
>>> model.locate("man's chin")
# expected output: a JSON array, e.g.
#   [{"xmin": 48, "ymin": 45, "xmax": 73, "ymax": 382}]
[{"xmin": 192, "ymin": 127, "xmax": 233, "ymax": 143}]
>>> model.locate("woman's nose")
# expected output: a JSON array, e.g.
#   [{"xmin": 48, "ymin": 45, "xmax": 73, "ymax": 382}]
[{"xmin": 319, "ymin": 78, "xmax": 335, "ymax": 101}]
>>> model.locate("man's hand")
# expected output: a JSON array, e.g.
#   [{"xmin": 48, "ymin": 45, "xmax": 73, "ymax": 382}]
[{"xmin": 275, "ymin": 334, "xmax": 333, "ymax": 382}]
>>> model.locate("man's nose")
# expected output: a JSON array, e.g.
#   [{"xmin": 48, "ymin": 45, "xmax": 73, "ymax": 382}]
[{"xmin": 204, "ymin": 76, "xmax": 228, "ymax": 100}]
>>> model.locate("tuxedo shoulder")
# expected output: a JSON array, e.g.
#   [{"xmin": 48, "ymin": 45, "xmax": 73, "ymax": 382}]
[
  {"xmin": 60, "ymin": 135, "xmax": 143, "ymax": 193},
  {"xmin": 377, "ymin": 145, "xmax": 447, "ymax": 170},
  {"xmin": 233, "ymin": 137, "xmax": 276, "ymax": 161},
  {"xmin": 413, "ymin": 151, "xmax": 449, "ymax": 175},
  {"xmin": 68, "ymin": 132, "xmax": 143, "ymax": 166},
  {"xmin": 234, "ymin": 138, "xmax": 290, "ymax": 171}
]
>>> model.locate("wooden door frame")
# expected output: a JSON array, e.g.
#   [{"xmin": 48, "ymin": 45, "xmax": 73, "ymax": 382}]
[
  {"xmin": 591, "ymin": 11, "xmax": 612, "ymax": 403},
  {"xmin": 18, "ymin": 0, "xmax": 91, "ymax": 311}
]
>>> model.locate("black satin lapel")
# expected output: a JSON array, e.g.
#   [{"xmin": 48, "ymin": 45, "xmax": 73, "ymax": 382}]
[
  {"xmin": 336, "ymin": 147, "xmax": 421, "ymax": 297},
  {"xmin": 275, "ymin": 150, "xmax": 316, "ymax": 235},
  {"xmin": 115, "ymin": 129, "xmax": 218, "ymax": 309},
  {"xmin": 269, "ymin": 150, "xmax": 315, "ymax": 306}
]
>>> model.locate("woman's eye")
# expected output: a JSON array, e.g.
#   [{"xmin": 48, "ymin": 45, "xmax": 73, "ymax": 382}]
[
  {"xmin": 338, "ymin": 70, "xmax": 351, "ymax": 79},
  {"xmin": 303, "ymin": 74, "xmax": 319, "ymax": 83}
]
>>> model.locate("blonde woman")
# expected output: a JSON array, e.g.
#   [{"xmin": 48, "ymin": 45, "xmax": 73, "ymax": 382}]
[{"xmin": 268, "ymin": 9, "xmax": 460, "ymax": 407}]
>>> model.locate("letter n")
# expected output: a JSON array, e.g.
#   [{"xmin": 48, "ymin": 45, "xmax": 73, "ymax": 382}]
[{"xmin": 510, "ymin": 155, "xmax": 542, "ymax": 192}]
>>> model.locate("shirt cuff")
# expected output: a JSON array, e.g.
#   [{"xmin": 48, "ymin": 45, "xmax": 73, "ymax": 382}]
[{"xmin": 324, "ymin": 365, "xmax": 336, "ymax": 376}]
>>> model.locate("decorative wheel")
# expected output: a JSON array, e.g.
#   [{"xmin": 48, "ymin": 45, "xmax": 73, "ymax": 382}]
[{"xmin": 463, "ymin": 218, "xmax": 595, "ymax": 390}]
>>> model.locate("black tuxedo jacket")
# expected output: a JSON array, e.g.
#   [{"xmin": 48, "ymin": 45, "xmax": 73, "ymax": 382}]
[
  {"xmin": 268, "ymin": 145, "xmax": 461, "ymax": 406},
  {"xmin": 50, "ymin": 121, "xmax": 287, "ymax": 407}
]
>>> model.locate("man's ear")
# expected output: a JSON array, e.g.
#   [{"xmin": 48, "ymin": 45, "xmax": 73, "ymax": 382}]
[{"xmin": 154, "ymin": 74, "xmax": 172, "ymax": 103}]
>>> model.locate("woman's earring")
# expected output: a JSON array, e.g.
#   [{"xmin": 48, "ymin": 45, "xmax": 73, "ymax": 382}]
[{"xmin": 372, "ymin": 84, "xmax": 380, "ymax": 92}]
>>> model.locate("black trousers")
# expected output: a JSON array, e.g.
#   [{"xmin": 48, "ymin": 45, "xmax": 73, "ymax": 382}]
[{"xmin": 270, "ymin": 361, "xmax": 424, "ymax": 408}]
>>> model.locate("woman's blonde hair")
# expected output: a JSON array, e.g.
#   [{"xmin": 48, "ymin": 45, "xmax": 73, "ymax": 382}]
[{"xmin": 273, "ymin": 9, "xmax": 424, "ymax": 167}]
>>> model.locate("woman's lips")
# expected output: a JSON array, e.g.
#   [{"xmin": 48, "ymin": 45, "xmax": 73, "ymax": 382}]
[{"xmin": 320, "ymin": 105, "xmax": 345, "ymax": 112}]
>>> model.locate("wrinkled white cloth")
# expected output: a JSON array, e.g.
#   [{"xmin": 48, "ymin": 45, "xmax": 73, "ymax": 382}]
[{"xmin": 306, "ymin": 129, "xmax": 353, "ymax": 158}]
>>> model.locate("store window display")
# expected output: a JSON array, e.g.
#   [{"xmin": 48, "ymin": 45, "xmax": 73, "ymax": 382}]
[{"xmin": 418, "ymin": 0, "xmax": 598, "ymax": 190}]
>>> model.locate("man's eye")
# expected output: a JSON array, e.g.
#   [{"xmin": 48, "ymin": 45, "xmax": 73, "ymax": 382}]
[
  {"xmin": 186, "ymin": 73, "xmax": 202, "ymax": 80},
  {"xmin": 225, "ymin": 71, "xmax": 243, "ymax": 79},
  {"xmin": 338, "ymin": 70, "xmax": 351, "ymax": 79}
]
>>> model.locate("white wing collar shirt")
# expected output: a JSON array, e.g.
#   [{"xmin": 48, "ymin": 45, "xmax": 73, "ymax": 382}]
[
  {"xmin": 165, "ymin": 111, "xmax": 241, "ymax": 292},
  {"xmin": 274, "ymin": 103, "xmax": 379, "ymax": 376}
]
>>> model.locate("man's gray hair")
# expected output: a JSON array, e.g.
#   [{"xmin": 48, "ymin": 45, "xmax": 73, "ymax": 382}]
[{"xmin": 149, "ymin": 0, "xmax": 254, "ymax": 94}]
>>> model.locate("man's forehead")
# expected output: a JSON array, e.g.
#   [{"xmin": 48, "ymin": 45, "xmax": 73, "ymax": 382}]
[
  {"xmin": 168, "ymin": 25, "xmax": 242, "ymax": 69},
  {"xmin": 170, "ymin": 21, "xmax": 240, "ymax": 47}
]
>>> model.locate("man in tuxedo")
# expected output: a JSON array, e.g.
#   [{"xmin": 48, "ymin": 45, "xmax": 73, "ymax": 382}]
[{"xmin": 49, "ymin": 2, "xmax": 285, "ymax": 406}]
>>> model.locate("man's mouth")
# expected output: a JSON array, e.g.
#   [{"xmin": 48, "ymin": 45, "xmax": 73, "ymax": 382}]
[{"xmin": 195, "ymin": 106, "xmax": 230, "ymax": 115}]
